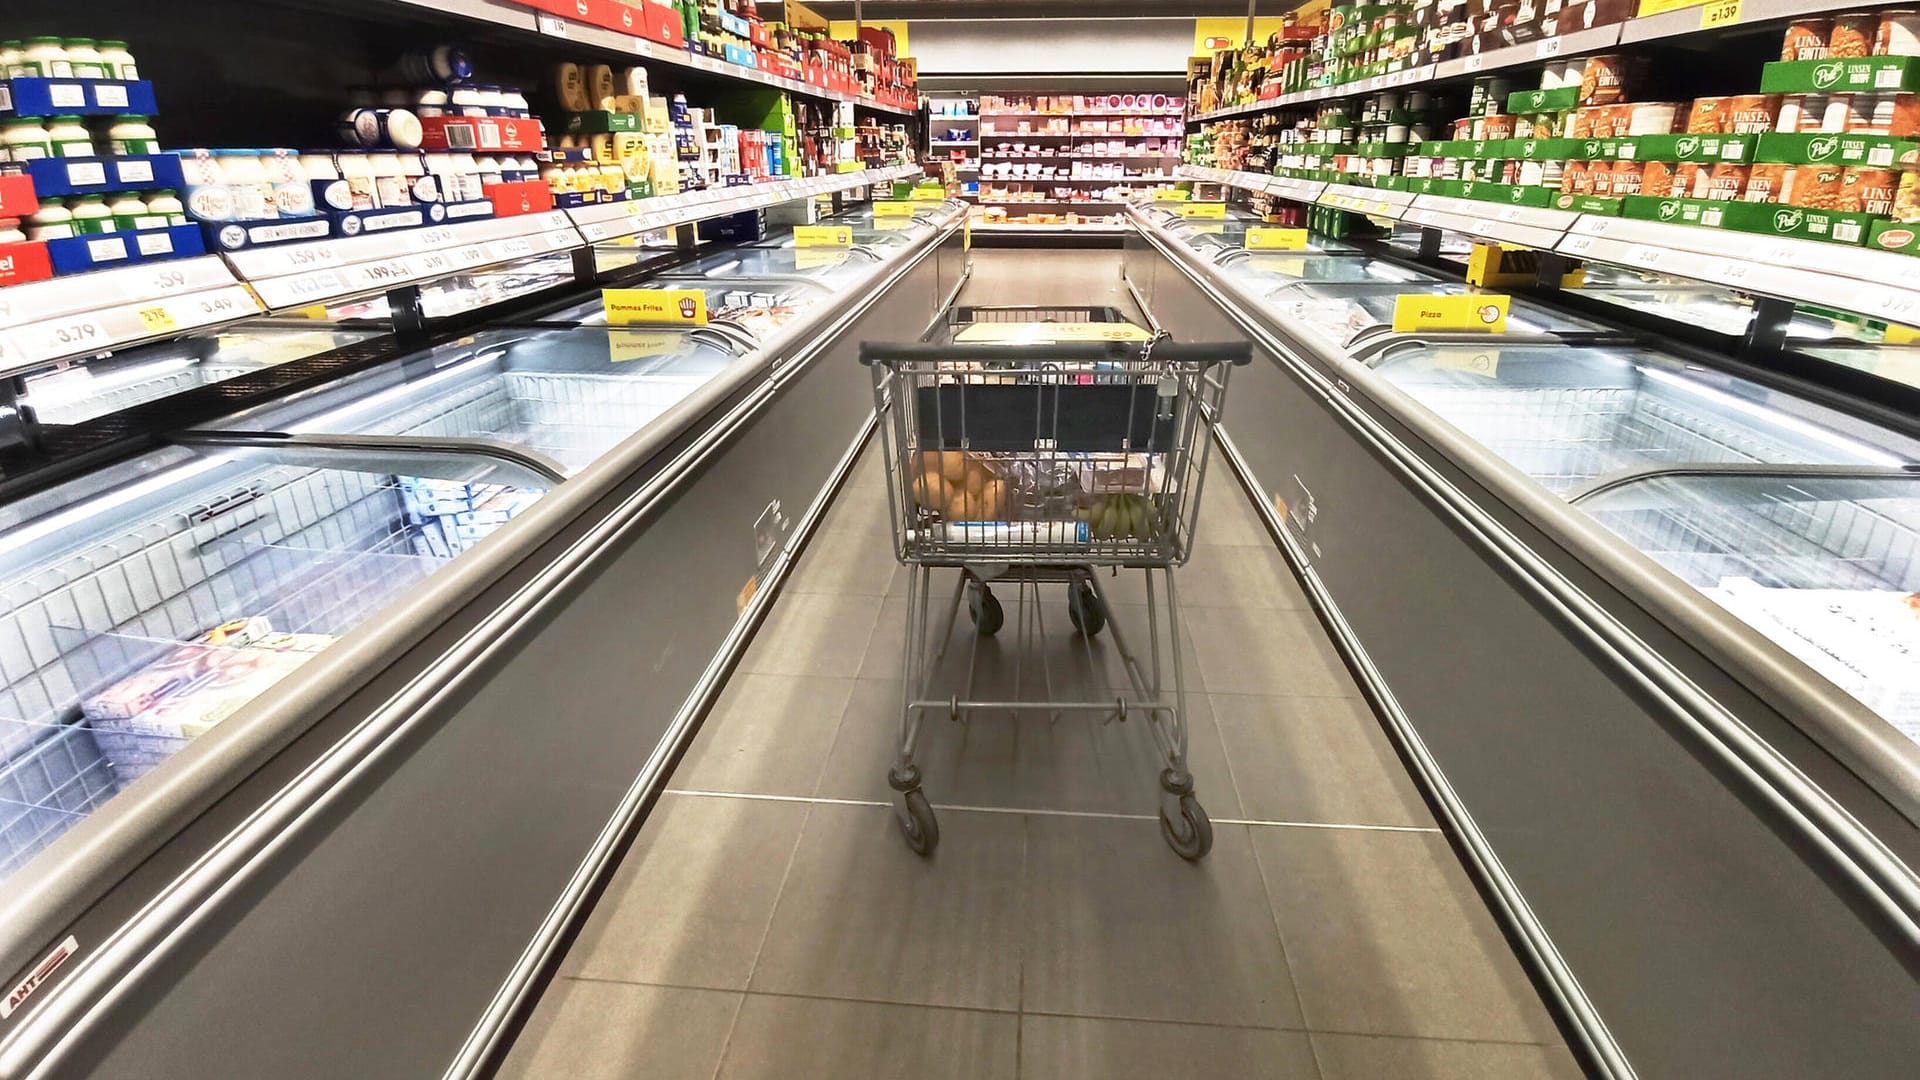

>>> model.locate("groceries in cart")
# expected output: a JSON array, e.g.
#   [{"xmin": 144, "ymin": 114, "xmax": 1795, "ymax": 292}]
[
  {"xmin": 82, "ymin": 616, "xmax": 338, "ymax": 782},
  {"xmin": 909, "ymin": 449, "xmax": 1168, "ymax": 547}
]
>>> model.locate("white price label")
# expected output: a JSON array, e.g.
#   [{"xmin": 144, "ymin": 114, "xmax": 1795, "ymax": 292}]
[
  {"xmin": 196, "ymin": 291, "xmax": 248, "ymax": 318},
  {"xmin": 1561, "ymin": 235, "xmax": 1596, "ymax": 255},
  {"xmin": 457, "ymin": 245, "xmax": 487, "ymax": 264},
  {"xmin": 1537, "ymin": 36, "xmax": 1565, "ymax": 58},
  {"xmin": 283, "ymin": 243, "xmax": 338, "ymax": 270},
  {"xmin": 1498, "ymin": 205, "xmax": 1526, "ymax": 223},
  {"xmin": 94, "ymin": 83, "xmax": 129, "ymax": 109},
  {"xmin": 286, "ymin": 271, "xmax": 344, "ymax": 299},
  {"xmin": 414, "ymin": 227, "xmax": 457, "ymax": 248},
  {"xmin": 48, "ymin": 82, "xmax": 85, "ymax": 108},
  {"xmin": 358, "ymin": 258, "xmax": 416, "ymax": 286},
  {"xmin": 66, "ymin": 161, "xmax": 108, "ymax": 187},
  {"xmin": 415, "ymin": 250, "xmax": 454, "ymax": 275},
  {"xmin": 498, "ymin": 237, "xmax": 534, "ymax": 258},
  {"xmin": 1469, "ymin": 218, "xmax": 1497, "ymax": 236},
  {"xmin": 1714, "ymin": 260, "xmax": 1751, "ymax": 283},
  {"xmin": 31, "ymin": 315, "xmax": 109, "ymax": 356},
  {"xmin": 146, "ymin": 265, "xmax": 191, "ymax": 294},
  {"xmin": 115, "ymin": 160, "xmax": 154, "ymax": 185},
  {"xmin": 1871, "ymin": 289, "xmax": 1920, "ymax": 319},
  {"xmin": 536, "ymin": 13, "xmax": 569, "ymax": 37},
  {"xmin": 1463, "ymin": 54, "xmax": 1486, "ymax": 72},
  {"xmin": 1627, "ymin": 246, "xmax": 1664, "ymax": 268}
]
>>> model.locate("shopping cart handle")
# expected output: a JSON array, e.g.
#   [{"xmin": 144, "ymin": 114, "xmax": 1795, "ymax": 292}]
[{"xmin": 859, "ymin": 342, "xmax": 1253, "ymax": 366}]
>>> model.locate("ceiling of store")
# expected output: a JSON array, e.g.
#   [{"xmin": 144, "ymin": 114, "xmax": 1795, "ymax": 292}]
[{"xmin": 808, "ymin": 1, "xmax": 1310, "ymax": 18}]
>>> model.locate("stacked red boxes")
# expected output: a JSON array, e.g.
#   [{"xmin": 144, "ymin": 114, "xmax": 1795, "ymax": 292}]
[{"xmin": 0, "ymin": 172, "xmax": 53, "ymax": 286}]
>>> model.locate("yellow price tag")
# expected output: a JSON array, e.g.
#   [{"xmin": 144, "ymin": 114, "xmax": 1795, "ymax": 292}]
[
  {"xmin": 1390, "ymin": 293, "xmax": 1509, "ymax": 334},
  {"xmin": 910, "ymin": 187, "xmax": 944, "ymax": 201},
  {"xmin": 1885, "ymin": 323, "xmax": 1920, "ymax": 344},
  {"xmin": 1246, "ymin": 227, "xmax": 1309, "ymax": 250},
  {"xmin": 136, "ymin": 305, "xmax": 177, "ymax": 333},
  {"xmin": 873, "ymin": 201, "xmax": 917, "ymax": 217},
  {"xmin": 795, "ymin": 225, "xmax": 853, "ymax": 247},
  {"xmin": 1698, "ymin": 0, "xmax": 1741, "ymax": 29},
  {"xmin": 1180, "ymin": 202, "xmax": 1227, "ymax": 219},
  {"xmin": 602, "ymin": 288, "xmax": 708, "ymax": 326},
  {"xmin": 1153, "ymin": 188, "xmax": 1190, "ymax": 202}
]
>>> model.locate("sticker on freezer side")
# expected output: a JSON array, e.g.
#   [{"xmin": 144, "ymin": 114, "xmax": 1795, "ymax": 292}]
[
  {"xmin": 1391, "ymin": 292, "xmax": 1508, "ymax": 333},
  {"xmin": 3, "ymin": 936, "xmax": 79, "ymax": 1019},
  {"xmin": 602, "ymin": 288, "xmax": 708, "ymax": 326}
]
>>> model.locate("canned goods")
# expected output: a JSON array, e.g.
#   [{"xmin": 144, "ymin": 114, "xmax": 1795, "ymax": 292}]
[
  {"xmin": 1570, "ymin": 106, "xmax": 1601, "ymax": 138},
  {"xmin": 1608, "ymin": 103, "xmax": 1637, "ymax": 137},
  {"xmin": 1782, "ymin": 19, "xmax": 1832, "ymax": 61},
  {"xmin": 1878, "ymin": 10, "xmax": 1920, "ymax": 55},
  {"xmin": 1482, "ymin": 114, "xmax": 1517, "ymax": 140},
  {"xmin": 1579, "ymin": 55, "xmax": 1629, "ymax": 106},
  {"xmin": 1540, "ymin": 159, "xmax": 1565, "ymax": 189},
  {"xmin": 1642, "ymin": 160, "xmax": 1679, "ymax": 198},
  {"xmin": 1610, "ymin": 160, "xmax": 1645, "ymax": 196},
  {"xmin": 1824, "ymin": 94, "xmax": 1858, "ymax": 132},
  {"xmin": 1841, "ymin": 167, "xmax": 1897, "ymax": 213},
  {"xmin": 1686, "ymin": 97, "xmax": 1729, "ymax": 134},
  {"xmin": 1831, "ymin": 12, "xmax": 1878, "ymax": 58},
  {"xmin": 1627, "ymin": 102, "xmax": 1680, "ymax": 135},
  {"xmin": 338, "ymin": 108, "xmax": 383, "ymax": 148},
  {"xmin": 1705, "ymin": 163, "xmax": 1750, "ymax": 201},
  {"xmin": 1590, "ymin": 162, "xmax": 1616, "ymax": 196},
  {"xmin": 1877, "ymin": 93, "xmax": 1920, "ymax": 136},
  {"xmin": 1790, "ymin": 164, "xmax": 1846, "ymax": 208},
  {"xmin": 1726, "ymin": 95, "xmax": 1783, "ymax": 134},
  {"xmin": 1743, "ymin": 163, "xmax": 1793, "ymax": 203}
]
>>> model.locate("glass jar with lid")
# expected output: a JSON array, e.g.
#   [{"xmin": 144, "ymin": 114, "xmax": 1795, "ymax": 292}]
[
  {"xmin": 107, "ymin": 193, "xmax": 149, "ymax": 231},
  {"xmin": 18, "ymin": 37, "xmax": 71, "ymax": 78},
  {"xmin": 63, "ymin": 39, "xmax": 108, "ymax": 79},
  {"xmin": 0, "ymin": 218, "xmax": 23, "ymax": 245},
  {"xmin": 68, "ymin": 196, "xmax": 116, "ymax": 235},
  {"xmin": 0, "ymin": 42, "xmax": 21, "ymax": 77},
  {"xmin": 106, "ymin": 116, "xmax": 160, "ymax": 155},
  {"xmin": 45, "ymin": 117, "xmax": 94, "ymax": 159},
  {"xmin": 97, "ymin": 40, "xmax": 138, "ymax": 79},
  {"xmin": 146, "ymin": 190, "xmax": 186, "ymax": 225},
  {"xmin": 451, "ymin": 87, "xmax": 487, "ymax": 118},
  {"xmin": 3, "ymin": 119, "xmax": 53, "ymax": 162}
]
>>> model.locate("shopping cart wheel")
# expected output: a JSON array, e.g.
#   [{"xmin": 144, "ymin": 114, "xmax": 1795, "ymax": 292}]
[
  {"xmin": 897, "ymin": 789, "xmax": 939, "ymax": 856},
  {"xmin": 969, "ymin": 585, "xmax": 1004, "ymax": 636},
  {"xmin": 1067, "ymin": 583, "xmax": 1106, "ymax": 637},
  {"xmin": 1159, "ymin": 795, "xmax": 1213, "ymax": 861}
]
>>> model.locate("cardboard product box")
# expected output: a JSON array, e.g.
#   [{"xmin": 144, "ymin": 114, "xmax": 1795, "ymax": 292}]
[
  {"xmin": 1622, "ymin": 132, "xmax": 1755, "ymax": 163},
  {"xmin": 1553, "ymin": 193, "xmax": 1625, "ymax": 215},
  {"xmin": 0, "ymin": 241, "xmax": 54, "ymax": 286},
  {"xmin": 1553, "ymin": 0, "xmax": 1637, "ymax": 35},
  {"xmin": 566, "ymin": 111, "xmax": 642, "ymax": 135},
  {"xmin": 0, "ymin": 77, "xmax": 158, "ymax": 117},
  {"xmin": 486, "ymin": 179, "xmax": 557, "ymax": 218},
  {"xmin": 1457, "ymin": 180, "xmax": 1559, "ymax": 207},
  {"xmin": 1866, "ymin": 218, "xmax": 1920, "ymax": 255},
  {"xmin": 1622, "ymin": 194, "xmax": 1873, "ymax": 244},
  {"xmin": 1507, "ymin": 87, "xmax": 1580, "ymax": 113},
  {"xmin": 1510, "ymin": 137, "xmax": 1584, "ymax": 160},
  {"xmin": 418, "ymin": 115, "xmax": 546, "ymax": 152},
  {"xmin": 1755, "ymin": 132, "xmax": 1920, "ymax": 170},
  {"xmin": 1761, "ymin": 57, "xmax": 1920, "ymax": 95},
  {"xmin": 0, "ymin": 172, "xmax": 37, "ymax": 217}
]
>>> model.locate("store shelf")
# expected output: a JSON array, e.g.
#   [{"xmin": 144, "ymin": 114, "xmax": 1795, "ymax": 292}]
[
  {"xmin": 1176, "ymin": 163, "xmax": 1920, "ymax": 320},
  {"xmin": 569, "ymin": 166, "xmax": 919, "ymax": 244},
  {"xmin": 392, "ymin": 0, "xmax": 915, "ymax": 115},
  {"xmin": 970, "ymin": 222, "xmax": 1129, "ymax": 235},
  {"xmin": 1619, "ymin": 0, "xmax": 1863, "ymax": 44},
  {"xmin": 0, "ymin": 257, "xmax": 263, "ymax": 378},
  {"xmin": 231, "ymin": 210, "xmax": 582, "ymax": 312},
  {"xmin": 979, "ymin": 111, "xmax": 1185, "ymax": 118},
  {"xmin": 929, "ymin": 141, "xmax": 980, "ymax": 147},
  {"xmin": 976, "ymin": 198, "xmax": 1128, "ymax": 206},
  {"xmin": 1432, "ymin": 22, "xmax": 1624, "ymax": 80}
]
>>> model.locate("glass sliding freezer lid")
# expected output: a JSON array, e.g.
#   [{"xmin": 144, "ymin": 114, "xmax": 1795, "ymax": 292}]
[
  {"xmin": 1173, "ymin": 220, "xmax": 1362, "ymax": 259},
  {"xmin": 1577, "ymin": 473, "xmax": 1920, "ymax": 744},
  {"xmin": 1792, "ymin": 341, "xmax": 1920, "ymax": 395},
  {"xmin": 1367, "ymin": 345, "xmax": 1914, "ymax": 495},
  {"xmin": 15, "ymin": 323, "xmax": 384, "ymax": 426},
  {"xmin": 657, "ymin": 245, "xmax": 871, "ymax": 290},
  {"xmin": 1221, "ymin": 252, "xmax": 1437, "ymax": 288},
  {"xmin": 1276, "ymin": 281, "xmax": 1611, "ymax": 350}
]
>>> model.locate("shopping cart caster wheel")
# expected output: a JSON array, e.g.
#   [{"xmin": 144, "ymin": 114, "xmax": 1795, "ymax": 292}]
[
  {"xmin": 896, "ymin": 789, "xmax": 939, "ymax": 856},
  {"xmin": 969, "ymin": 586, "xmax": 1004, "ymax": 636},
  {"xmin": 1160, "ymin": 795, "xmax": 1212, "ymax": 861},
  {"xmin": 1067, "ymin": 583, "xmax": 1105, "ymax": 637}
]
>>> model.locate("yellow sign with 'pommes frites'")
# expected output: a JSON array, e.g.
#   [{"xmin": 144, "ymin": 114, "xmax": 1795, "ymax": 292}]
[
  {"xmin": 1180, "ymin": 202, "xmax": 1227, "ymax": 219},
  {"xmin": 1391, "ymin": 293, "xmax": 1509, "ymax": 334},
  {"xmin": 603, "ymin": 288, "xmax": 708, "ymax": 326},
  {"xmin": 1246, "ymin": 227, "xmax": 1309, "ymax": 250},
  {"xmin": 795, "ymin": 224, "xmax": 853, "ymax": 247},
  {"xmin": 873, "ymin": 201, "xmax": 917, "ymax": 217}
]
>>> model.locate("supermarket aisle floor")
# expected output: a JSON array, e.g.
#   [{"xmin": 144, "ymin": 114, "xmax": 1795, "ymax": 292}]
[{"xmin": 497, "ymin": 251, "xmax": 1582, "ymax": 1080}]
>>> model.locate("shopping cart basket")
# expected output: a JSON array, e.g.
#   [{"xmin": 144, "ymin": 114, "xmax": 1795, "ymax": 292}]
[{"xmin": 860, "ymin": 331, "xmax": 1251, "ymax": 859}]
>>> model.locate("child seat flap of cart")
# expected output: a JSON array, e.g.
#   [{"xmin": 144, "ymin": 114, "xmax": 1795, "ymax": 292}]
[{"xmin": 860, "ymin": 305, "xmax": 1250, "ymax": 859}]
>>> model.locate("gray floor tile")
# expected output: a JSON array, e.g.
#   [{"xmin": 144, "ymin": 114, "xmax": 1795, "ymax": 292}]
[
  {"xmin": 749, "ymin": 803, "xmax": 1024, "ymax": 1010},
  {"xmin": 1251, "ymin": 829, "xmax": 1561, "ymax": 1043},
  {"xmin": 1312, "ymin": 1032, "xmax": 1584, "ymax": 1080},
  {"xmin": 1196, "ymin": 474, "xmax": 1280, "ymax": 548},
  {"xmin": 784, "ymin": 504, "xmax": 900, "ymax": 597},
  {"xmin": 739, "ymin": 591, "xmax": 882, "ymax": 678},
  {"xmin": 1212, "ymin": 693, "xmax": 1433, "ymax": 827},
  {"xmin": 717, "ymin": 994, "xmax": 1018, "ymax": 1080},
  {"xmin": 495, "ymin": 980, "xmax": 740, "ymax": 1080},
  {"xmin": 1100, "ymin": 544, "xmax": 1309, "ymax": 611},
  {"xmin": 1020, "ymin": 1014, "xmax": 1320, "ymax": 1080},
  {"xmin": 1023, "ymin": 814, "xmax": 1304, "ymax": 1029},
  {"xmin": 672, "ymin": 673, "xmax": 857, "ymax": 796},
  {"xmin": 813, "ymin": 678, "xmax": 1240, "ymax": 817},
  {"xmin": 1183, "ymin": 606, "xmax": 1360, "ymax": 698},
  {"xmin": 565, "ymin": 794, "xmax": 805, "ymax": 990}
]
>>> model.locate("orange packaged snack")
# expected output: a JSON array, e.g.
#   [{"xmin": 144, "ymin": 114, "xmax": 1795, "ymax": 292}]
[
  {"xmin": 1705, "ymin": 163, "xmax": 1749, "ymax": 201},
  {"xmin": 1840, "ymin": 167, "xmax": 1898, "ymax": 213},
  {"xmin": 1685, "ymin": 97, "xmax": 1729, "ymax": 134},
  {"xmin": 1641, "ymin": 160, "xmax": 1680, "ymax": 198}
]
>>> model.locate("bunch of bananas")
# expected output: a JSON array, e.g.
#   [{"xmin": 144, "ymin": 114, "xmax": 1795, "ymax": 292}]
[{"xmin": 1079, "ymin": 493, "xmax": 1162, "ymax": 540}]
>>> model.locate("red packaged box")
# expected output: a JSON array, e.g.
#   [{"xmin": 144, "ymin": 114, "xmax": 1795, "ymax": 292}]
[
  {"xmin": 749, "ymin": 19, "xmax": 771, "ymax": 48},
  {"xmin": 419, "ymin": 115, "xmax": 546, "ymax": 153},
  {"xmin": 638, "ymin": 0, "xmax": 684, "ymax": 47},
  {"xmin": 486, "ymin": 179, "xmax": 556, "ymax": 219},
  {"xmin": 0, "ymin": 241, "xmax": 54, "ymax": 287},
  {"xmin": 0, "ymin": 173, "xmax": 36, "ymax": 218}
]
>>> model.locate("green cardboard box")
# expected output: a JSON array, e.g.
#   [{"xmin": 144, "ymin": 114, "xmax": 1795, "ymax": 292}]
[
  {"xmin": 1510, "ymin": 137, "xmax": 1584, "ymax": 161},
  {"xmin": 1622, "ymin": 195, "xmax": 1872, "ymax": 245},
  {"xmin": 1575, "ymin": 137, "xmax": 1630, "ymax": 161},
  {"xmin": 1755, "ymin": 132, "xmax": 1920, "ymax": 169},
  {"xmin": 1457, "ymin": 181, "xmax": 1558, "ymax": 208},
  {"xmin": 565, "ymin": 111, "xmax": 642, "ymax": 134},
  {"xmin": 1354, "ymin": 141, "xmax": 1415, "ymax": 157},
  {"xmin": 1378, "ymin": 174, "xmax": 1410, "ymax": 191},
  {"xmin": 1506, "ymin": 87, "xmax": 1579, "ymax": 114},
  {"xmin": 1760, "ymin": 57, "xmax": 1920, "ymax": 94},
  {"xmin": 1866, "ymin": 218, "xmax": 1920, "ymax": 255},
  {"xmin": 1622, "ymin": 133, "xmax": 1754, "ymax": 164},
  {"xmin": 1621, "ymin": 195, "xmax": 1718, "ymax": 226},
  {"xmin": 1553, "ymin": 194, "xmax": 1625, "ymax": 216}
]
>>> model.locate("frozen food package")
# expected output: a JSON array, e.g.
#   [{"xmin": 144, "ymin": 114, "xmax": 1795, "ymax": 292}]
[{"xmin": 99, "ymin": 647, "xmax": 320, "ymax": 741}]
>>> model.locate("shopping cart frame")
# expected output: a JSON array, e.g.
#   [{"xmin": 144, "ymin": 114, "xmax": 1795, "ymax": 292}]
[{"xmin": 860, "ymin": 337, "xmax": 1251, "ymax": 859}]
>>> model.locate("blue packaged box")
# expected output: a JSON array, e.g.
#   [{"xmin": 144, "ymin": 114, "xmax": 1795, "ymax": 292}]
[
  {"xmin": 44, "ymin": 223, "xmax": 205, "ymax": 274},
  {"xmin": 723, "ymin": 43, "xmax": 757, "ymax": 67},
  {"xmin": 1, "ymin": 77, "xmax": 159, "ymax": 117},
  {"xmin": 26, "ymin": 154, "xmax": 185, "ymax": 197}
]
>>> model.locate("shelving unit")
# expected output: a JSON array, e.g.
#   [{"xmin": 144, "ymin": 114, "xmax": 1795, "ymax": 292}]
[{"xmin": 1176, "ymin": 164, "xmax": 1920, "ymax": 320}]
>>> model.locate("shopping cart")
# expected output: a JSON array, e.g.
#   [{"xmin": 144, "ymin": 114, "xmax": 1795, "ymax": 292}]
[{"xmin": 861, "ymin": 325, "xmax": 1250, "ymax": 859}]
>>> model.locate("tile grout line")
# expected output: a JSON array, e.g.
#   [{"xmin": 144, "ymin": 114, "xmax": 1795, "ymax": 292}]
[
  {"xmin": 556, "ymin": 972, "xmax": 1569, "ymax": 1049},
  {"xmin": 708, "ymin": 789, "xmax": 817, "ymax": 1080},
  {"xmin": 1014, "ymin": 812, "xmax": 1029, "ymax": 1080},
  {"xmin": 665, "ymin": 789, "xmax": 1440, "ymax": 833},
  {"xmin": 1245, "ymin": 820, "xmax": 1331, "ymax": 1080}
]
